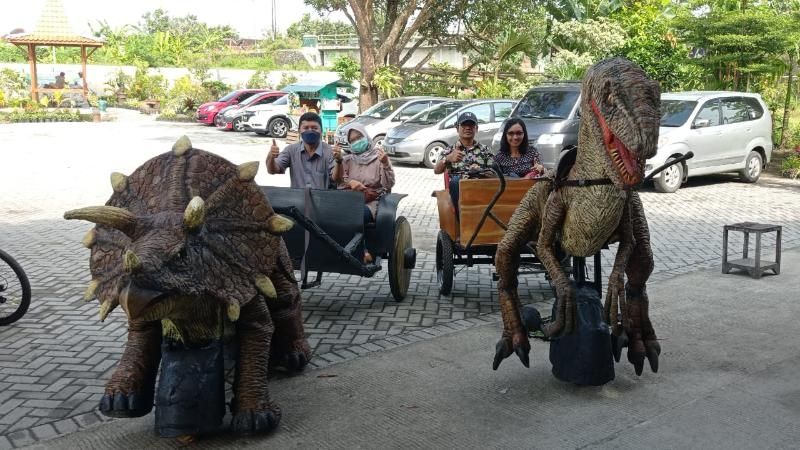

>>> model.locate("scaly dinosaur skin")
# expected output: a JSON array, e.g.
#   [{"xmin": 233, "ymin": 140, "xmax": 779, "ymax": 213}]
[
  {"xmin": 493, "ymin": 58, "xmax": 661, "ymax": 376},
  {"xmin": 65, "ymin": 136, "xmax": 310, "ymax": 434}
]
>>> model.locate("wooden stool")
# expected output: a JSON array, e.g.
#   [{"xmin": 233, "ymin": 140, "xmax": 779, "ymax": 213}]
[{"xmin": 722, "ymin": 222, "xmax": 782, "ymax": 279}]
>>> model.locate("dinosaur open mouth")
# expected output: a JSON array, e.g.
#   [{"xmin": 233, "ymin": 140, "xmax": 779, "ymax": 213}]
[
  {"xmin": 606, "ymin": 135, "xmax": 644, "ymax": 186},
  {"xmin": 590, "ymin": 99, "xmax": 644, "ymax": 187},
  {"xmin": 120, "ymin": 282, "xmax": 166, "ymax": 320}
]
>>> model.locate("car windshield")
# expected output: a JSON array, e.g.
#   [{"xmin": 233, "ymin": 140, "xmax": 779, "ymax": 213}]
[
  {"xmin": 273, "ymin": 95, "xmax": 288, "ymax": 105},
  {"xmin": 219, "ymin": 91, "xmax": 238, "ymax": 102},
  {"xmin": 516, "ymin": 90, "xmax": 578, "ymax": 119},
  {"xmin": 660, "ymin": 100, "xmax": 697, "ymax": 127},
  {"xmin": 239, "ymin": 93, "xmax": 263, "ymax": 106},
  {"xmin": 405, "ymin": 102, "xmax": 464, "ymax": 124},
  {"xmin": 361, "ymin": 99, "xmax": 408, "ymax": 119}
]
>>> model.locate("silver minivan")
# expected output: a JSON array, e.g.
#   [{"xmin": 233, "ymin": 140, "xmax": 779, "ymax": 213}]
[
  {"xmin": 651, "ymin": 91, "xmax": 773, "ymax": 192},
  {"xmin": 335, "ymin": 96, "xmax": 448, "ymax": 148},
  {"xmin": 384, "ymin": 99, "xmax": 517, "ymax": 168}
]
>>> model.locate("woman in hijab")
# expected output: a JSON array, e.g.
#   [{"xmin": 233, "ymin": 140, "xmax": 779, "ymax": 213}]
[{"xmin": 337, "ymin": 122, "xmax": 395, "ymax": 263}]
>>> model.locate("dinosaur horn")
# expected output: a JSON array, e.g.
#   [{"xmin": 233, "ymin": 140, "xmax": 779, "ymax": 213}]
[
  {"xmin": 64, "ymin": 206, "xmax": 137, "ymax": 235},
  {"xmin": 183, "ymin": 196, "xmax": 206, "ymax": 230}
]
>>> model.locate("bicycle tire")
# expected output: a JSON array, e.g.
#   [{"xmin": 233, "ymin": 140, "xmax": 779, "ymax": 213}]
[{"xmin": 0, "ymin": 249, "xmax": 31, "ymax": 325}]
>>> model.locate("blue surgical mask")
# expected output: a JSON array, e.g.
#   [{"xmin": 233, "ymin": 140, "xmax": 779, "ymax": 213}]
[
  {"xmin": 301, "ymin": 130, "xmax": 321, "ymax": 146},
  {"xmin": 350, "ymin": 138, "xmax": 369, "ymax": 154}
]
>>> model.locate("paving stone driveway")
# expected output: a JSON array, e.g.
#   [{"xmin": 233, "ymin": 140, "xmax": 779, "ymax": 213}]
[{"xmin": 0, "ymin": 115, "xmax": 798, "ymax": 448}]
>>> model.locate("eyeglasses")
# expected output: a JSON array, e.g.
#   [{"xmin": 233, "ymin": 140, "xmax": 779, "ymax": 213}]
[{"xmin": 506, "ymin": 131, "xmax": 524, "ymax": 136}]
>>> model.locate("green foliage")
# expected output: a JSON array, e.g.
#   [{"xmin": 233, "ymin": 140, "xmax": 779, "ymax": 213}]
[
  {"xmin": 105, "ymin": 70, "xmax": 133, "ymax": 98},
  {"xmin": 551, "ymin": 18, "xmax": 626, "ymax": 58},
  {"xmin": 546, "ymin": 0, "xmax": 624, "ymax": 21},
  {"xmin": 332, "ymin": 55, "xmax": 360, "ymax": 84},
  {"xmin": 475, "ymin": 78, "xmax": 509, "ymax": 98},
  {"xmin": 780, "ymin": 153, "xmax": 800, "ymax": 178},
  {"xmin": 128, "ymin": 63, "xmax": 167, "ymax": 101},
  {"xmin": 613, "ymin": 0, "xmax": 692, "ymax": 91},
  {"xmin": 246, "ymin": 70, "xmax": 272, "ymax": 89},
  {"xmin": 674, "ymin": 7, "xmax": 797, "ymax": 90},
  {"xmin": 202, "ymin": 80, "xmax": 231, "ymax": 99},
  {"xmin": 286, "ymin": 13, "xmax": 354, "ymax": 40},
  {"xmin": 214, "ymin": 54, "xmax": 277, "ymax": 70},
  {"xmin": 3, "ymin": 108, "xmax": 87, "ymax": 123},
  {"xmin": 544, "ymin": 51, "xmax": 593, "ymax": 80},
  {"xmin": 165, "ymin": 75, "xmax": 210, "ymax": 113},
  {"xmin": 0, "ymin": 43, "xmax": 27, "ymax": 62},
  {"xmin": 373, "ymin": 65, "xmax": 403, "ymax": 99},
  {"xmin": 0, "ymin": 68, "xmax": 29, "ymax": 104},
  {"xmin": 276, "ymin": 73, "xmax": 299, "ymax": 90}
]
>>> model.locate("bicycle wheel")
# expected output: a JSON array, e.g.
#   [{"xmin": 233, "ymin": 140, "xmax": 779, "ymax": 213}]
[{"xmin": 0, "ymin": 249, "xmax": 31, "ymax": 325}]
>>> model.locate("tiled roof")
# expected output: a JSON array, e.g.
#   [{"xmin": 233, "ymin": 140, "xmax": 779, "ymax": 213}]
[{"xmin": 3, "ymin": 0, "xmax": 103, "ymax": 46}]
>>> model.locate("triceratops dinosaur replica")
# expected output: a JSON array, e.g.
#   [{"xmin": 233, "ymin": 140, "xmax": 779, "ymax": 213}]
[
  {"xmin": 65, "ymin": 136, "xmax": 310, "ymax": 436},
  {"xmin": 493, "ymin": 57, "xmax": 661, "ymax": 377}
]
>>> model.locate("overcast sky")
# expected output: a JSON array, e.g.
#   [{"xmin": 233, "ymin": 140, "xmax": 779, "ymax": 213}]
[{"xmin": 0, "ymin": 0, "xmax": 350, "ymax": 39}]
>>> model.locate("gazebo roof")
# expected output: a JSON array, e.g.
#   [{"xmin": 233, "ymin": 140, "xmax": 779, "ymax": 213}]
[{"xmin": 3, "ymin": 0, "xmax": 103, "ymax": 47}]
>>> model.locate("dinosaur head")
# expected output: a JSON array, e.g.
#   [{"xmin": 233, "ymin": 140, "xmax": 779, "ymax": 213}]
[
  {"xmin": 583, "ymin": 58, "xmax": 661, "ymax": 189},
  {"xmin": 64, "ymin": 197, "xmax": 258, "ymax": 322}
]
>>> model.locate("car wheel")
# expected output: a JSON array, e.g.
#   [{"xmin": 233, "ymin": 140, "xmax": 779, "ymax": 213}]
[
  {"xmin": 372, "ymin": 135, "xmax": 385, "ymax": 148},
  {"xmin": 740, "ymin": 151, "xmax": 762, "ymax": 183},
  {"xmin": 424, "ymin": 142, "xmax": 448, "ymax": 169},
  {"xmin": 214, "ymin": 115, "xmax": 223, "ymax": 127},
  {"xmin": 654, "ymin": 157, "xmax": 683, "ymax": 193},
  {"xmin": 232, "ymin": 118, "xmax": 246, "ymax": 132},
  {"xmin": 269, "ymin": 118, "xmax": 289, "ymax": 138}
]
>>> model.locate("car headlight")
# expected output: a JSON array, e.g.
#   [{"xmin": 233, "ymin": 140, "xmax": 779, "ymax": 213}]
[{"xmin": 536, "ymin": 133, "xmax": 564, "ymax": 146}]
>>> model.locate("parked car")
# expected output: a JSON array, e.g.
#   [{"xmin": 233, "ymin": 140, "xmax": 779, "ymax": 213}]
[
  {"xmin": 649, "ymin": 91, "xmax": 773, "ymax": 192},
  {"xmin": 242, "ymin": 94, "xmax": 294, "ymax": 137},
  {"xmin": 385, "ymin": 99, "xmax": 517, "ymax": 168},
  {"xmin": 335, "ymin": 96, "xmax": 449, "ymax": 149},
  {"xmin": 195, "ymin": 89, "xmax": 271, "ymax": 125},
  {"xmin": 490, "ymin": 82, "xmax": 582, "ymax": 168},
  {"xmin": 216, "ymin": 91, "xmax": 286, "ymax": 131}
]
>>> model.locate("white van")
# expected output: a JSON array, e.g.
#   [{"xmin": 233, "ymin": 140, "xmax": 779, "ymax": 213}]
[{"xmin": 651, "ymin": 91, "xmax": 773, "ymax": 192}]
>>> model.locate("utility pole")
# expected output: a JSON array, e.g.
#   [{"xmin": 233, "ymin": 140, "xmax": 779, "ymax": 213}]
[{"xmin": 271, "ymin": 0, "xmax": 277, "ymax": 39}]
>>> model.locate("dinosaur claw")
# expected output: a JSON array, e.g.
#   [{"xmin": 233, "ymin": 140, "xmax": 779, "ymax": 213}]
[
  {"xmin": 611, "ymin": 331, "xmax": 628, "ymax": 363},
  {"xmin": 514, "ymin": 346, "xmax": 530, "ymax": 368},
  {"xmin": 645, "ymin": 341, "xmax": 660, "ymax": 373},
  {"xmin": 634, "ymin": 360, "xmax": 644, "ymax": 376},
  {"xmin": 113, "ymin": 392, "xmax": 128, "ymax": 411},
  {"xmin": 492, "ymin": 339, "xmax": 507, "ymax": 371}
]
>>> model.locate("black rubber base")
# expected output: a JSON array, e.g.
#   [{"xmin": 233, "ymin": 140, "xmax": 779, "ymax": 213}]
[
  {"xmin": 155, "ymin": 339, "xmax": 227, "ymax": 437},
  {"xmin": 524, "ymin": 281, "xmax": 615, "ymax": 386}
]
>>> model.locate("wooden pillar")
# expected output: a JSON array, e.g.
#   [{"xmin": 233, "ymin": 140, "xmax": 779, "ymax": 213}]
[
  {"xmin": 80, "ymin": 46, "xmax": 88, "ymax": 99},
  {"xmin": 27, "ymin": 44, "xmax": 38, "ymax": 102}
]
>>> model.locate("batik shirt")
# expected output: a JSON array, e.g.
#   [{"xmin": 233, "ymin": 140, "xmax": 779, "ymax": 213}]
[{"xmin": 440, "ymin": 141, "xmax": 494, "ymax": 175}]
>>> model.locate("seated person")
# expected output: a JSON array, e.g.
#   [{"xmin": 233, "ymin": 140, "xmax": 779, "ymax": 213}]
[
  {"xmin": 266, "ymin": 112, "xmax": 342, "ymax": 189},
  {"xmin": 54, "ymin": 72, "xmax": 66, "ymax": 89},
  {"xmin": 335, "ymin": 123, "xmax": 395, "ymax": 263},
  {"xmin": 433, "ymin": 111, "xmax": 494, "ymax": 215},
  {"xmin": 493, "ymin": 117, "xmax": 545, "ymax": 179}
]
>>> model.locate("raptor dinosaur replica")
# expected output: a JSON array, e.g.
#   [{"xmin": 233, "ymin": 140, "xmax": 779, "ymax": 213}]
[
  {"xmin": 64, "ymin": 136, "xmax": 310, "ymax": 436},
  {"xmin": 493, "ymin": 57, "xmax": 661, "ymax": 377}
]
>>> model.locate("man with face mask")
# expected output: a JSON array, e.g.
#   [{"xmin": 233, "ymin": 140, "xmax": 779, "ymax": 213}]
[{"xmin": 267, "ymin": 112, "xmax": 343, "ymax": 189}]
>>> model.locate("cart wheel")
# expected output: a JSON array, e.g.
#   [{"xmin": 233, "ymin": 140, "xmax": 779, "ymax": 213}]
[
  {"xmin": 436, "ymin": 230, "xmax": 454, "ymax": 296},
  {"xmin": 389, "ymin": 216, "xmax": 414, "ymax": 302}
]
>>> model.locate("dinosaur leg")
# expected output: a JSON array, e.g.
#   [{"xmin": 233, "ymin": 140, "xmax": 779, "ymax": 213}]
[
  {"xmin": 537, "ymin": 192, "xmax": 573, "ymax": 337},
  {"xmin": 231, "ymin": 298, "xmax": 281, "ymax": 434},
  {"xmin": 604, "ymin": 199, "xmax": 635, "ymax": 362},
  {"xmin": 266, "ymin": 251, "xmax": 311, "ymax": 373},
  {"xmin": 100, "ymin": 319, "xmax": 161, "ymax": 418},
  {"xmin": 623, "ymin": 193, "xmax": 659, "ymax": 376},
  {"xmin": 493, "ymin": 185, "xmax": 544, "ymax": 370}
]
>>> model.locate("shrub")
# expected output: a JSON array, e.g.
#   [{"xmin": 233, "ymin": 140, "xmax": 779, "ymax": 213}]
[
  {"xmin": 276, "ymin": 73, "xmax": 298, "ymax": 90},
  {"xmin": 246, "ymin": 70, "xmax": 271, "ymax": 89},
  {"xmin": 166, "ymin": 75, "xmax": 210, "ymax": 113},
  {"xmin": 202, "ymin": 80, "xmax": 230, "ymax": 99},
  {"xmin": 781, "ymin": 153, "xmax": 800, "ymax": 179},
  {"xmin": 129, "ymin": 65, "xmax": 167, "ymax": 101}
]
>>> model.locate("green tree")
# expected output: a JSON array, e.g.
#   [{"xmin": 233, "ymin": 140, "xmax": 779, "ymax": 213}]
[
  {"xmin": 286, "ymin": 13, "xmax": 355, "ymax": 39},
  {"xmin": 305, "ymin": 0, "xmax": 462, "ymax": 108},
  {"xmin": 613, "ymin": 0, "xmax": 692, "ymax": 90},
  {"xmin": 332, "ymin": 55, "xmax": 360, "ymax": 83}
]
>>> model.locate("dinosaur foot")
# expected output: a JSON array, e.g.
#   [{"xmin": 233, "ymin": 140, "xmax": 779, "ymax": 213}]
[
  {"xmin": 610, "ymin": 330, "xmax": 628, "ymax": 363},
  {"xmin": 492, "ymin": 330, "xmax": 530, "ymax": 370},
  {"xmin": 270, "ymin": 339, "xmax": 312, "ymax": 373},
  {"xmin": 232, "ymin": 405, "xmax": 282, "ymax": 435},
  {"xmin": 99, "ymin": 389, "xmax": 153, "ymax": 418}
]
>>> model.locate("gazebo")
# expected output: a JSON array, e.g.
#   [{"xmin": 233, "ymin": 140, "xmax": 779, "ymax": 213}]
[{"xmin": 2, "ymin": 0, "xmax": 103, "ymax": 103}]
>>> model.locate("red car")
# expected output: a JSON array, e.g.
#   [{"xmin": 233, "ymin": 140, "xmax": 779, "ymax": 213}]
[
  {"xmin": 195, "ymin": 89, "xmax": 270, "ymax": 125},
  {"xmin": 215, "ymin": 91, "xmax": 287, "ymax": 131}
]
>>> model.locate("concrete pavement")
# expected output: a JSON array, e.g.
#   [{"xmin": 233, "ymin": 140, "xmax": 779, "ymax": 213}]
[{"xmin": 23, "ymin": 248, "xmax": 800, "ymax": 450}]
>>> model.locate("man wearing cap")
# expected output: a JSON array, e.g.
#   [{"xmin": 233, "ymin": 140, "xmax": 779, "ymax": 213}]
[{"xmin": 434, "ymin": 111, "xmax": 494, "ymax": 215}]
